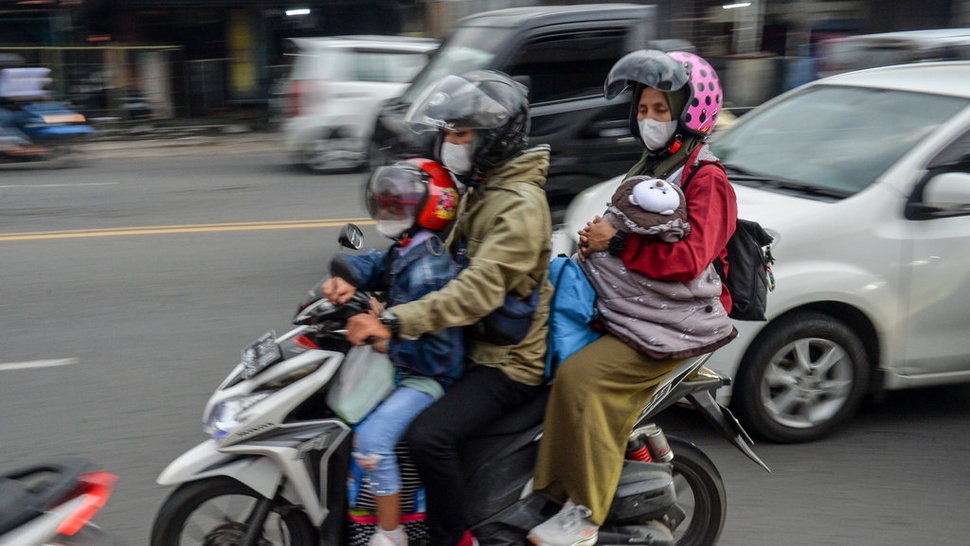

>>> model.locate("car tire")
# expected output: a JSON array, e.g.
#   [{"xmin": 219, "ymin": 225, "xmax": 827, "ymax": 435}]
[
  {"xmin": 732, "ymin": 311, "xmax": 869, "ymax": 443},
  {"xmin": 302, "ymin": 128, "xmax": 363, "ymax": 173}
]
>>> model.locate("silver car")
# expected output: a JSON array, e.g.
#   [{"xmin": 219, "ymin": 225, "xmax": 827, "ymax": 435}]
[{"xmin": 282, "ymin": 35, "xmax": 437, "ymax": 172}]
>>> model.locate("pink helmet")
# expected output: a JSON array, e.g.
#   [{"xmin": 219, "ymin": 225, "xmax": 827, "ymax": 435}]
[
  {"xmin": 605, "ymin": 49, "xmax": 722, "ymax": 140},
  {"xmin": 668, "ymin": 51, "xmax": 721, "ymax": 136}
]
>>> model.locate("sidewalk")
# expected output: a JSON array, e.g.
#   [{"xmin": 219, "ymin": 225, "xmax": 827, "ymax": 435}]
[{"xmin": 76, "ymin": 118, "xmax": 285, "ymax": 159}]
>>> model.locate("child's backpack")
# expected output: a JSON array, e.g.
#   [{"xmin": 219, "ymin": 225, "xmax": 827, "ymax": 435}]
[
  {"xmin": 683, "ymin": 164, "xmax": 775, "ymax": 321},
  {"xmin": 545, "ymin": 255, "xmax": 603, "ymax": 377}
]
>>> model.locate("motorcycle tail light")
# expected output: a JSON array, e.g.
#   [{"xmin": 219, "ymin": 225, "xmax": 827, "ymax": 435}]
[{"xmin": 55, "ymin": 471, "xmax": 118, "ymax": 536}]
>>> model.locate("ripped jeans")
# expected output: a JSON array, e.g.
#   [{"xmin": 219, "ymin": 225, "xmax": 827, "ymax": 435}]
[{"xmin": 353, "ymin": 386, "xmax": 435, "ymax": 496}]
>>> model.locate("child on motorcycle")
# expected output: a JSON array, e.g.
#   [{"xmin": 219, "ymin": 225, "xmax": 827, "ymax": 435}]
[{"xmin": 323, "ymin": 158, "xmax": 464, "ymax": 546}]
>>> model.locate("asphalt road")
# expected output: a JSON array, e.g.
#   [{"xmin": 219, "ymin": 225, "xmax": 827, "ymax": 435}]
[{"xmin": 2, "ymin": 149, "xmax": 969, "ymax": 545}]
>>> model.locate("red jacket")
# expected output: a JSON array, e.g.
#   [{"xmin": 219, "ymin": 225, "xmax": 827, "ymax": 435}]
[{"xmin": 619, "ymin": 146, "xmax": 738, "ymax": 312}]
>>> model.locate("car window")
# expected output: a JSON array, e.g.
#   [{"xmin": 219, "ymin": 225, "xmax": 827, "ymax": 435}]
[
  {"xmin": 399, "ymin": 27, "xmax": 512, "ymax": 104},
  {"xmin": 289, "ymin": 47, "xmax": 341, "ymax": 80},
  {"xmin": 506, "ymin": 30, "xmax": 627, "ymax": 104},
  {"xmin": 353, "ymin": 50, "xmax": 430, "ymax": 84},
  {"xmin": 710, "ymin": 85, "xmax": 970, "ymax": 196}
]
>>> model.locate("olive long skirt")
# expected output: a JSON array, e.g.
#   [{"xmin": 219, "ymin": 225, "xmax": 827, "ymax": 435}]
[{"xmin": 533, "ymin": 334, "xmax": 683, "ymax": 525}]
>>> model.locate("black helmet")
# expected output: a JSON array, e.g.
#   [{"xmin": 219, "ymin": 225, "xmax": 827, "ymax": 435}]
[
  {"xmin": 604, "ymin": 49, "xmax": 690, "ymax": 99},
  {"xmin": 404, "ymin": 70, "xmax": 530, "ymax": 176}
]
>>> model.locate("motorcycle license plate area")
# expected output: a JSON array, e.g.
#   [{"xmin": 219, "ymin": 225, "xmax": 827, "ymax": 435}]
[{"xmin": 241, "ymin": 330, "xmax": 281, "ymax": 378}]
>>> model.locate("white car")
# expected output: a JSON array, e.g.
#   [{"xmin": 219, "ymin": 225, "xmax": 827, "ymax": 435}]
[
  {"xmin": 554, "ymin": 61, "xmax": 970, "ymax": 443},
  {"xmin": 282, "ymin": 35, "xmax": 437, "ymax": 172}
]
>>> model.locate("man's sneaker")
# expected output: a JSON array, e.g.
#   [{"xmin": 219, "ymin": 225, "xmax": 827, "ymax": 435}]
[{"xmin": 526, "ymin": 502, "xmax": 598, "ymax": 546}]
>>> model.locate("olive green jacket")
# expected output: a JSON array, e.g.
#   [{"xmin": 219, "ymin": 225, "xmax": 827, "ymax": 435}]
[{"xmin": 392, "ymin": 146, "xmax": 553, "ymax": 386}]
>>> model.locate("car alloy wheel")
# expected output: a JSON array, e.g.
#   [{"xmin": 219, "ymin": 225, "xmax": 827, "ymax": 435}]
[{"xmin": 733, "ymin": 311, "xmax": 869, "ymax": 443}]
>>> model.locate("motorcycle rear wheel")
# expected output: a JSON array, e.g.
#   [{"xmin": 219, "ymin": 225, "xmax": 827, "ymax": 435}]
[
  {"xmin": 667, "ymin": 437, "xmax": 726, "ymax": 546},
  {"xmin": 151, "ymin": 477, "xmax": 318, "ymax": 546}
]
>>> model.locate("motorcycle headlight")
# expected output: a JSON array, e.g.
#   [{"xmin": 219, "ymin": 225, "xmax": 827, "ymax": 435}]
[{"xmin": 203, "ymin": 393, "xmax": 269, "ymax": 441}]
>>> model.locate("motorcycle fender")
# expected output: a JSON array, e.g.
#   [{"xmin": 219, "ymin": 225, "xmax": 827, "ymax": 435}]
[
  {"xmin": 686, "ymin": 390, "xmax": 771, "ymax": 473},
  {"xmin": 156, "ymin": 440, "xmax": 282, "ymax": 499}
]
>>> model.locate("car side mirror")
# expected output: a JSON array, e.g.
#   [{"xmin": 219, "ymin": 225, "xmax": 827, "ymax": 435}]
[{"xmin": 908, "ymin": 171, "xmax": 970, "ymax": 219}]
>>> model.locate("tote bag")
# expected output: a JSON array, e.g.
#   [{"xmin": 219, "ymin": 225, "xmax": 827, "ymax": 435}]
[{"xmin": 326, "ymin": 345, "xmax": 395, "ymax": 424}]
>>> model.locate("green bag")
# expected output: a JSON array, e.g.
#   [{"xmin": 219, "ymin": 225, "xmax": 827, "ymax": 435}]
[{"xmin": 326, "ymin": 345, "xmax": 395, "ymax": 424}]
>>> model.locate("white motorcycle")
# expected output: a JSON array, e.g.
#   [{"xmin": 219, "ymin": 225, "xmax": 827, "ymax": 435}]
[{"xmin": 150, "ymin": 224, "xmax": 769, "ymax": 546}]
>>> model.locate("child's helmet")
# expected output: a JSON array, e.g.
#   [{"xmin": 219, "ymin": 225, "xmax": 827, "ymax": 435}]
[
  {"xmin": 365, "ymin": 158, "xmax": 460, "ymax": 240},
  {"xmin": 605, "ymin": 49, "xmax": 722, "ymax": 139},
  {"xmin": 404, "ymin": 70, "xmax": 530, "ymax": 175}
]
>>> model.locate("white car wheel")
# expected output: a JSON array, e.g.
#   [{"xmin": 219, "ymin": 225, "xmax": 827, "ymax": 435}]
[{"xmin": 303, "ymin": 130, "xmax": 363, "ymax": 173}]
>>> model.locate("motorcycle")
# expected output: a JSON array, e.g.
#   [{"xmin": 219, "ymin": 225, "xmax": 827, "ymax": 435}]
[
  {"xmin": 0, "ymin": 67, "xmax": 95, "ymax": 165},
  {"xmin": 151, "ymin": 224, "xmax": 769, "ymax": 546},
  {"xmin": 0, "ymin": 458, "xmax": 123, "ymax": 546}
]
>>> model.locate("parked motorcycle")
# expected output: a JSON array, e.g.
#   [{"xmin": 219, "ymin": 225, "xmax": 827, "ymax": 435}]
[
  {"xmin": 150, "ymin": 224, "xmax": 769, "ymax": 546},
  {"xmin": 0, "ymin": 458, "xmax": 123, "ymax": 546}
]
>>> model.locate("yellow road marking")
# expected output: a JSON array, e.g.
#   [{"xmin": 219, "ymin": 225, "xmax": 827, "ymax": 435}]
[{"xmin": 0, "ymin": 219, "xmax": 375, "ymax": 242}]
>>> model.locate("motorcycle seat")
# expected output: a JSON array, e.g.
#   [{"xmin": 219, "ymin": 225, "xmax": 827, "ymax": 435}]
[{"xmin": 472, "ymin": 385, "xmax": 551, "ymax": 439}]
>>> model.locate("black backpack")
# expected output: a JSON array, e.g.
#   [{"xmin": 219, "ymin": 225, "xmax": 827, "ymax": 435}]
[{"xmin": 683, "ymin": 163, "xmax": 775, "ymax": 321}]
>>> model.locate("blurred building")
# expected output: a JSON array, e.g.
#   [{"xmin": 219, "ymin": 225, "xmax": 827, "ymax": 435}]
[{"xmin": 2, "ymin": 0, "xmax": 969, "ymax": 120}]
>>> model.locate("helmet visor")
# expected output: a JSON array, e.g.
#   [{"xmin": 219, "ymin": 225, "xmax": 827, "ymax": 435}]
[
  {"xmin": 604, "ymin": 49, "xmax": 690, "ymax": 100},
  {"xmin": 404, "ymin": 74, "xmax": 513, "ymax": 133},
  {"xmin": 365, "ymin": 164, "xmax": 427, "ymax": 226}
]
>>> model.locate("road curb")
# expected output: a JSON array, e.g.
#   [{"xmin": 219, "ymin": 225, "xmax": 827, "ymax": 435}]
[{"xmin": 76, "ymin": 132, "xmax": 285, "ymax": 159}]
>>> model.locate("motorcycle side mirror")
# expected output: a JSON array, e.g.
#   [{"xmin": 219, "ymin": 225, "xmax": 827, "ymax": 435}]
[{"xmin": 338, "ymin": 224, "xmax": 364, "ymax": 250}]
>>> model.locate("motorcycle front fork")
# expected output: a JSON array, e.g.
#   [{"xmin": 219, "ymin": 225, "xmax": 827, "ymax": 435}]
[{"xmin": 239, "ymin": 482, "xmax": 286, "ymax": 546}]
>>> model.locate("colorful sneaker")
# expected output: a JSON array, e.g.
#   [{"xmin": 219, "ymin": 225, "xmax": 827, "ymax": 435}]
[{"xmin": 526, "ymin": 502, "xmax": 598, "ymax": 546}]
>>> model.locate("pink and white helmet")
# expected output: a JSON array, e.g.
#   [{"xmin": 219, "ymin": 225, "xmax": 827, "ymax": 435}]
[{"xmin": 668, "ymin": 51, "xmax": 721, "ymax": 136}]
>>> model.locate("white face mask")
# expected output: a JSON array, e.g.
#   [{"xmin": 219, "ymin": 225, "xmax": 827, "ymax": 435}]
[
  {"xmin": 638, "ymin": 118, "xmax": 678, "ymax": 152},
  {"xmin": 440, "ymin": 142, "xmax": 473, "ymax": 176},
  {"xmin": 376, "ymin": 219, "xmax": 413, "ymax": 240}
]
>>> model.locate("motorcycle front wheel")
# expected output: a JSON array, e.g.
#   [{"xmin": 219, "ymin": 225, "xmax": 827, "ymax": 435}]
[
  {"xmin": 667, "ymin": 437, "xmax": 726, "ymax": 546},
  {"xmin": 151, "ymin": 477, "xmax": 318, "ymax": 546}
]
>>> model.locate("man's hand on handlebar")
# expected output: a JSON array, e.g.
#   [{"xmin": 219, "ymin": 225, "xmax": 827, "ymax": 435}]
[{"xmin": 346, "ymin": 313, "xmax": 391, "ymax": 354}]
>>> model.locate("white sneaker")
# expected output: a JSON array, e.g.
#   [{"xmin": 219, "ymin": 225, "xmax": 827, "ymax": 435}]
[
  {"xmin": 527, "ymin": 502, "xmax": 598, "ymax": 546},
  {"xmin": 369, "ymin": 526, "xmax": 408, "ymax": 546}
]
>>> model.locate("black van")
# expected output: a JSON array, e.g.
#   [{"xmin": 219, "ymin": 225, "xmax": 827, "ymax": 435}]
[{"xmin": 369, "ymin": 3, "xmax": 660, "ymax": 217}]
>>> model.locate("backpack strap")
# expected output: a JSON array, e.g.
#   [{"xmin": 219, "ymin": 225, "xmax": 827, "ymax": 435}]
[
  {"xmin": 678, "ymin": 144, "xmax": 730, "ymax": 280},
  {"xmin": 680, "ymin": 144, "xmax": 723, "ymax": 192}
]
